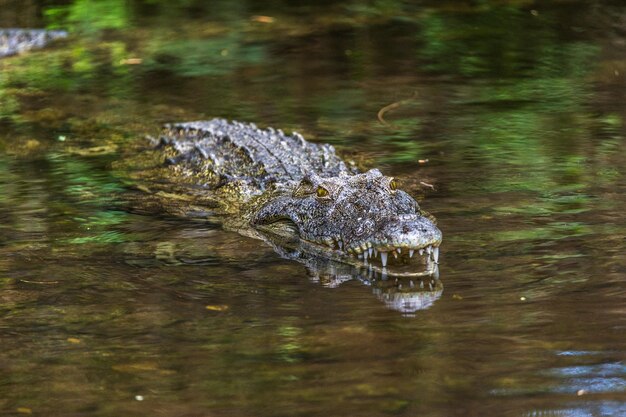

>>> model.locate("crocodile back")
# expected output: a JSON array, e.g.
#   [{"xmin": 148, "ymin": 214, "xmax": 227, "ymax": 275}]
[{"xmin": 161, "ymin": 119, "xmax": 354, "ymax": 191}]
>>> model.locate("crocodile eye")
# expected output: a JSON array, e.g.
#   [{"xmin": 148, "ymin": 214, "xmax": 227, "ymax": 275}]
[
  {"xmin": 316, "ymin": 186, "xmax": 329, "ymax": 198},
  {"xmin": 389, "ymin": 178, "xmax": 398, "ymax": 191}
]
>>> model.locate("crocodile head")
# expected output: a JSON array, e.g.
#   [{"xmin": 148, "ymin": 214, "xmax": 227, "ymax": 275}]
[{"xmin": 251, "ymin": 169, "xmax": 442, "ymax": 276}]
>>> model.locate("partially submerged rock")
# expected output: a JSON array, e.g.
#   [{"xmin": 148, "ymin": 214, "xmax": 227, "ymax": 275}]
[{"xmin": 0, "ymin": 29, "xmax": 67, "ymax": 58}]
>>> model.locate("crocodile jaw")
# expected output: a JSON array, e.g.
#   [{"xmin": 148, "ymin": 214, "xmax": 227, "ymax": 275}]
[{"xmin": 305, "ymin": 213, "xmax": 442, "ymax": 270}]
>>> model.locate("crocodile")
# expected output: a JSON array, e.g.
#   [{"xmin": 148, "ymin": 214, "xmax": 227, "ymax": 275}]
[
  {"xmin": 121, "ymin": 119, "xmax": 442, "ymax": 278},
  {"xmin": 0, "ymin": 29, "xmax": 67, "ymax": 58}
]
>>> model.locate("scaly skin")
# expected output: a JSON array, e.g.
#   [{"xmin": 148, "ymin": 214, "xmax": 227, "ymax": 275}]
[
  {"xmin": 249, "ymin": 169, "xmax": 442, "ymax": 273},
  {"xmin": 128, "ymin": 119, "xmax": 442, "ymax": 276}
]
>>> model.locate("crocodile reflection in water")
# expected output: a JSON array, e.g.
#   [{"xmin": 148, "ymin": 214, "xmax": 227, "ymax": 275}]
[
  {"xmin": 264, "ymin": 235, "xmax": 443, "ymax": 314},
  {"xmin": 120, "ymin": 119, "xmax": 443, "ymax": 311},
  {"xmin": 142, "ymin": 231, "xmax": 442, "ymax": 314}
]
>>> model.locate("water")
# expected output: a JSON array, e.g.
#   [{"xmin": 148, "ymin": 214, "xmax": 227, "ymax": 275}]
[{"xmin": 1, "ymin": 1, "xmax": 625, "ymax": 416}]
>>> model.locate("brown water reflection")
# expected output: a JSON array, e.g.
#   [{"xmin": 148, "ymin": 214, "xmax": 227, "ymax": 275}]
[{"xmin": 1, "ymin": 1, "xmax": 625, "ymax": 416}]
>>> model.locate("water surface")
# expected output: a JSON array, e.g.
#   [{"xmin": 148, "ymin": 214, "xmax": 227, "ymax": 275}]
[{"xmin": 0, "ymin": 1, "xmax": 625, "ymax": 416}]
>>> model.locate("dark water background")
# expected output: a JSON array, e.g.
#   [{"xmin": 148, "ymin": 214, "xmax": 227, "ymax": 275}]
[{"xmin": 1, "ymin": 1, "xmax": 625, "ymax": 416}]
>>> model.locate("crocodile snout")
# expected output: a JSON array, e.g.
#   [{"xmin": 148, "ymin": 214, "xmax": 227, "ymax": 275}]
[{"xmin": 378, "ymin": 214, "xmax": 442, "ymax": 249}]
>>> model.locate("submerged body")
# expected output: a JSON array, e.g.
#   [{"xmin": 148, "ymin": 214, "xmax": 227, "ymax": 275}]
[{"xmin": 126, "ymin": 119, "xmax": 442, "ymax": 276}]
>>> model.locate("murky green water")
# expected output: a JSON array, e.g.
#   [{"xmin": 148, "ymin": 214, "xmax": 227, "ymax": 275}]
[{"xmin": 1, "ymin": 1, "xmax": 625, "ymax": 416}]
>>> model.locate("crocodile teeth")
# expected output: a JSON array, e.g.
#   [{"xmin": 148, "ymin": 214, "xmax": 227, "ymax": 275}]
[
  {"xmin": 338, "ymin": 241, "xmax": 343, "ymax": 250},
  {"xmin": 409, "ymin": 249, "xmax": 414, "ymax": 258},
  {"xmin": 433, "ymin": 246, "xmax": 439, "ymax": 263},
  {"xmin": 393, "ymin": 251, "xmax": 398, "ymax": 259},
  {"xmin": 380, "ymin": 252, "xmax": 388, "ymax": 267},
  {"xmin": 368, "ymin": 247, "xmax": 373, "ymax": 257},
  {"xmin": 419, "ymin": 249, "xmax": 424, "ymax": 256},
  {"xmin": 396, "ymin": 248, "xmax": 401, "ymax": 254}
]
